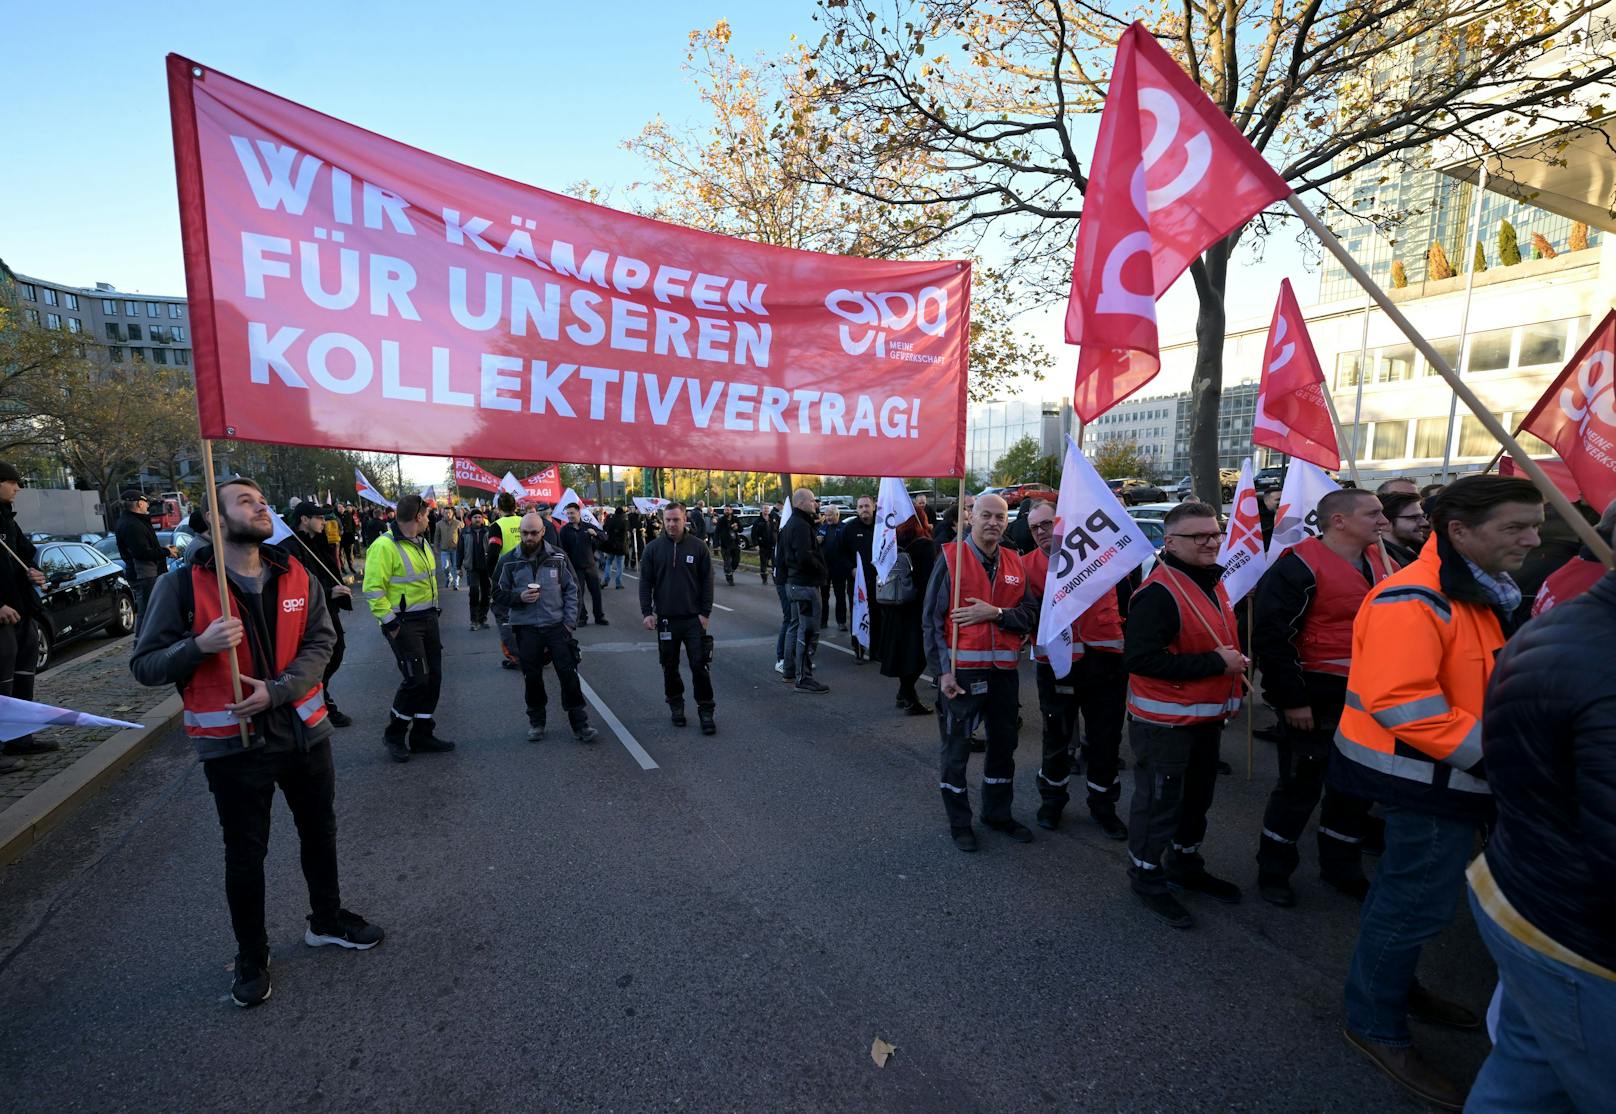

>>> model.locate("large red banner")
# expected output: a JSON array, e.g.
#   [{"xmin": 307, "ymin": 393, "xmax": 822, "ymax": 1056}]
[
  {"xmin": 167, "ymin": 57, "xmax": 970, "ymax": 476},
  {"xmin": 1519, "ymin": 309, "xmax": 1616, "ymax": 511},
  {"xmin": 452, "ymin": 457, "xmax": 500, "ymax": 491}
]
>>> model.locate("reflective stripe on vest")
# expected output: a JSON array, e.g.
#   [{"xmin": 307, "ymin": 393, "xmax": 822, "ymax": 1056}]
[
  {"xmin": 1128, "ymin": 693, "xmax": 1243, "ymax": 722},
  {"xmin": 1126, "ymin": 564, "xmax": 1242, "ymax": 725}
]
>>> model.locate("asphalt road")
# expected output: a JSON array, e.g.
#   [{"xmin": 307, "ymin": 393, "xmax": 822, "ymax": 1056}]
[{"xmin": 0, "ymin": 561, "xmax": 1496, "ymax": 1112}]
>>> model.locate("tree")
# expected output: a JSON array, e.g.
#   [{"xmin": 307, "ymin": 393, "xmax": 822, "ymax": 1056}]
[
  {"xmin": 991, "ymin": 434, "xmax": 1057, "ymax": 485},
  {"xmin": 1530, "ymin": 231, "xmax": 1557, "ymax": 259},
  {"xmin": 1498, "ymin": 218, "xmax": 1522, "ymax": 265},
  {"xmin": 798, "ymin": 1, "xmax": 1616, "ymax": 503},
  {"xmin": 1428, "ymin": 241, "xmax": 1456, "ymax": 280},
  {"xmin": 0, "ymin": 305, "xmax": 79, "ymax": 453},
  {"xmin": 1090, "ymin": 438, "xmax": 1154, "ymax": 481},
  {"xmin": 1389, "ymin": 259, "xmax": 1408, "ymax": 288},
  {"xmin": 621, "ymin": 22, "xmax": 1052, "ymax": 403},
  {"xmin": 1473, "ymin": 241, "xmax": 1488, "ymax": 273}
]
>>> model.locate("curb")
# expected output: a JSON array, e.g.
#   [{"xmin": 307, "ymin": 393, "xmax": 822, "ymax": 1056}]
[{"xmin": 0, "ymin": 692, "xmax": 184, "ymax": 866}]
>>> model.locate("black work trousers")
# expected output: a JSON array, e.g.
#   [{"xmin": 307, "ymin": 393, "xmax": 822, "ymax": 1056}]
[
  {"xmin": 1034, "ymin": 651, "xmax": 1126, "ymax": 822},
  {"xmin": 322, "ymin": 608, "xmax": 345, "ymax": 699},
  {"xmin": 467, "ymin": 569, "xmax": 491, "ymax": 624},
  {"xmin": 384, "ymin": 611, "xmax": 443, "ymax": 741},
  {"xmin": 513, "ymin": 624, "xmax": 588, "ymax": 728},
  {"xmin": 824, "ymin": 573, "xmax": 852, "ymax": 627},
  {"xmin": 937, "ymin": 669, "xmax": 1020, "ymax": 829},
  {"xmin": 1126, "ymin": 718, "xmax": 1224, "ymax": 895},
  {"xmin": 0, "ymin": 617, "xmax": 39, "ymax": 748},
  {"xmin": 722, "ymin": 542, "xmax": 740, "ymax": 582},
  {"xmin": 577, "ymin": 567, "xmax": 605, "ymax": 623},
  {"xmin": 1256, "ymin": 718, "xmax": 1372, "ymax": 883},
  {"xmin": 203, "ymin": 740, "xmax": 341, "ymax": 962},
  {"xmin": 657, "ymin": 615, "xmax": 713, "ymax": 709}
]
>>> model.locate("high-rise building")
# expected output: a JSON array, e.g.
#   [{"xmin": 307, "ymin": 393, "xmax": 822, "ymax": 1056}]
[
  {"xmin": 965, "ymin": 396, "xmax": 1072, "ymax": 477},
  {"xmin": 8, "ymin": 271, "xmax": 192, "ymax": 370}
]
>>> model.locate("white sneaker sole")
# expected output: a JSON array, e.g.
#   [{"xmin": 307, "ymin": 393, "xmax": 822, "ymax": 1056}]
[
  {"xmin": 304, "ymin": 927, "xmax": 380, "ymax": 950},
  {"xmin": 231, "ymin": 983, "xmax": 271, "ymax": 1008}
]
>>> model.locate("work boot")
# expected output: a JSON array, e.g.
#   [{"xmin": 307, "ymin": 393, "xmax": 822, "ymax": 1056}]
[
  {"xmin": 985, "ymin": 817, "xmax": 1034, "ymax": 843},
  {"xmin": 698, "ymin": 706, "xmax": 717, "ymax": 736},
  {"xmin": 950, "ymin": 826, "xmax": 979, "ymax": 853},
  {"xmin": 1258, "ymin": 875, "xmax": 1297, "ymax": 908},
  {"xmin": 1090, "ymin": 809, "xmax": 1128, "ymax": 841},
  {"xmin": 1135, "ymin": 890, "xmax": 1193, "ymax": 929},
  {"xmin": 1035, "ymin": 804, "xmax": 1062, "ymax": 831},
  {"xmin": 1166, "ymin": 853, "xmax": 1242, "ymax": 904},
  {"xmin": 526, "ymin": 722, "xmax": 546, "ymax": 743},
  {"xmin": 411, "ymin": 732, "xmax": 457, "ymax": 753},
  {"xmin": 384, "ymin": 733, "xmax": 410, "ymax": 763},
  {"xmin": 1341, "ymin": 1030, "xmax": 1464, "ymax": 1111},
  {"xmin": 1406, "ymin": 983, "xmax": 1482, "ymax": 1031},
  {"xmin": 794, "ymin": 677, "xmax": 830, "ymax": 695},
  {"xmin": 669, "ymin": 702, "xmax": 687, "ymax": 727},
  {"xmin": 593, "ymin": 616, "xmax": 610, "ymax": 626},
  {"xmin": 325, "ymin": 701, "xmax": 353, "ymax": 728}
]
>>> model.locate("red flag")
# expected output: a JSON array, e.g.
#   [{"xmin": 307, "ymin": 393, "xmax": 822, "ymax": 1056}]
[
  {"xmin": 452, "ymin": 457, "xmax": 501, "ymax": 491},
  {"xmin": 1252, "ymin": 279, "xmax": 1341, "ymax": 470},
  {"xmin": 1066, "ymin": 23, "xmax": 1290, "ymax": 421},
  {"xmin": 1498, "ymin": 454, "xmax": 1583, "ymax": 503},
  {"xmin": 522, "ymin": 466, "xmax": 562, "ymax": 503},
  {"xmin": 1518, "ymin": 309, "xmax": 1616, "ymax": 509}
]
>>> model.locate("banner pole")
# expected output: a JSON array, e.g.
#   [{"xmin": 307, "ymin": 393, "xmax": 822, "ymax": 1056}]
[
  {"xmin": 1287, "ymin": 193, "xmax": 1613, "ymax": 569},
  {"xmin": 1348, "ymin": 294, "xmax": 1371, "ymax": 468},
  {"xmin": 200, "ymin": 439, "xmax": 252, "ymax": 746},
  {"xmin": 1320, "ymin": 387, "xmax": 1395, "ymax": 571},
  {"xmin": 1440, "ymin": 161, "xmax": 1490, "ymax": 483},
  {"xmin": 948, "ymin": 473, "xmax": 966, "ymax": 674},
  {"xmin": 1246, "ymin": 595, "xmax": 1255, "ymax": 782}
]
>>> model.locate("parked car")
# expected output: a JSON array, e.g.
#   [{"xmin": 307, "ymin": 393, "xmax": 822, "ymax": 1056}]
[
  {"xmin": 1254, "ymin": 465, "xmax": 1286, "ymax": 492},
  {"xmin": 1000, "ymin": 482, "xmax": 1057, "ymax": 507},
  {"xmin": 1107, "ymin": 478, "xmax": 1166, "ymax": 505},
  {"xmin": 33, "ymin": 541, "xmax": 136, "ymax": 669},
  {"xmin": 1127, "ymin": 502, "xmax": 1179, "ymax": 523}
]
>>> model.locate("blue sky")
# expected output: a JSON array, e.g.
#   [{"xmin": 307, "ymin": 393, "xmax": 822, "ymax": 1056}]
[{"xmin": 2, "ymin": 1, "xmax": 1308, "ymax": 482}]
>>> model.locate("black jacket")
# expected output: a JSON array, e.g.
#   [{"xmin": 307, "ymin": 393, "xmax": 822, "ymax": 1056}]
[
  {"xmin": 0, "ymin": 501, "xmax": 41, "ymax": 617},
  {"xmin": 560, "ymin": 521, "xmax": 601, "ymax": 576},
  {"xmin": 1122, "ymin": 552, "xmax": 1231, "ymax": 683},
  {"xmin": 459, "ymin": 524, "xmax": 492, "ymax": 572},
  {"xmin": 1480, "ymin": 572, "xmax": 1616, "ymax": 972},
  {"xmin": 821, "ymin": 523, "xmax": 853, "ymax": 577},
  {"xmin": 115, "ymin": 509, "xmax": 166, "ymax": 580},
  {"xmin": 779, "ymin": 512, "xmax": 827, "ymax": 587},
  {"xmin": 839, "ymin": 516, "xmax": 875, "ymax": 568},
  {"xmin": 604, "ymin": 514, "xmax": 627, "ymax": 556},
  {"xmin": 639, "ymin": 532, "xmax": 714, "ymax": 619}
]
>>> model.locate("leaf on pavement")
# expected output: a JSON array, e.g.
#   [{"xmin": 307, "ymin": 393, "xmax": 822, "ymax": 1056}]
[{"xmin": 870, "ymin": 1036, "xmax": 895, "ymax": 1067}]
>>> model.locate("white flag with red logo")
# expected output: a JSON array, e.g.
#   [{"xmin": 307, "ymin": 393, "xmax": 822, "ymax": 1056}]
[
  {"xmin": 497, "ymin": 471, "xmax": 525, "ymax": 499},
  {"xmin": 1252, "ymin": 280, "xmax": 1341, "ymax": 470},
  {"xmin": 1035, "ymin": 438, "xmax": 1155, "ymax": 678},
  {"xmin": 1065, "ymin": 22, "xmax": 1291, "ymax": 421},
  {"xmin": 354, "ymin": 467, "xmax": 395, "ymax": 509},
  {"xmin": 553, "ymin": 488, "xmax": 601, "ymax": 528},
  {"xmin": 1269, "ymin": 460, "xmax": 1340, "ymax": 559},
  {"xmin": 1215, "ymin": 458, "xmax": 1266, "ymax": 604},
  {"xmin": 851, "ymin": 562, "xmax": 871, "ymax": 650},
  {"xmin": 873, "ymin": 476, "xmax": 917, "ymax": 582},
  {"xmin": 1518, "ymin": 309, "xmax": 1616, "ymax": 511}
]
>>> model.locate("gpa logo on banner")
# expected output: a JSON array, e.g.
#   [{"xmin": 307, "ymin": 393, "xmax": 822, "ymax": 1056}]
[
  {"xmin": 825, "ymin": 288, "xmax": 948, "ymax": 360},
  {"xmin": 1561, "ymin": 349, "xmax": 1616, "ymax": 434}
]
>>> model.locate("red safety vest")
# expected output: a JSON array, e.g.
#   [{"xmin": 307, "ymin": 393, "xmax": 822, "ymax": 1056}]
[
  {"xmin": 1021, "ymin": 547, "xmax": 1126, "ymax": 662},
  {"xmin": 1531, "ymin": 555, "xmax": 1606, "ymax": 617},
  {"xmin": 1126, "ymin": 564, "xmax": 1242, "ymax": 725},
  {"xmin": 940, "ymin": 541, "xmax": 1027, "ymax": 671},
  {"xmin": 182, "ymin": 559, "xmax": 327, "ymax": 741},
  {"xmin": 1290, "ymin": 536, "xmax": 1394, "ymax": 676}
]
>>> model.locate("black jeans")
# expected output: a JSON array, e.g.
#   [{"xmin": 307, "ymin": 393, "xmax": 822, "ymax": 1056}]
[
  {"xmin": 657, "ymin": 615, "xmax": 713, "ymax": 709},
  {"xmin": 1034, "ymin": 652, "xmax": 1126, "ymax": 821},
  {"xmin": 513, "ymin": 623, "xmax": 588, "ymax": 728},
  {"xmin": 0, "ymin": 617, "xmax": 39, "ymax": 748},
  {"xmin": 385, "ymin": 611, "xmax": 443, "ymax": 740},
  {"xmin": 203, "ymin": 740, "xmax": 341, "ymax": 961},
  {"xmin": 825, "ymin": 573, "xmax": 852, "ymax": 627},
  {"xmin": 1257, "ymin": 716, "xmax": 1371, "ymax": 883},
  {"xmin": 937, "ymin": 669, "xmax": 1020, "ymax": 829},
  {"xmin": 577, "ymin": 567, "xmax": 605, "ymax": 623},
  {"xmin": 467, "ymin": 569, "xmax": 492, "ymax": 624},
  {"xmin": 322, "ymin": 607, "xmax": 345, "ymax": 699},
  {"xmin": 722, "ymin": 542, "xmax": 740, "ymax": 580},
  {"xmin": 1126, "ymin": 718, "xmax": 1224, "ymax": 895},
  {"xmin": 132, "ymin": 575, "xmax": 159, "ymax": 636}
]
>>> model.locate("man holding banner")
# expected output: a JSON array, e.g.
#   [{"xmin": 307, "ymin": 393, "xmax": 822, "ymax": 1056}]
[
  {"xmin": 1251, "ymin": 489, "xmax": 1392, "ymax": 907},
  {"xmin": 1122, "ymin": 502, "xmax": 1247, "ymax": 928},
  {"xmin": 923, "ymin": 494, "xmax": 1040, "ymax": 852}
]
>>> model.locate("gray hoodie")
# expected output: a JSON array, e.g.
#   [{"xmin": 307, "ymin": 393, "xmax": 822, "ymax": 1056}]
[{"xmin": 491, "ymin": 540, "xmax": 578, "ymax": 627}]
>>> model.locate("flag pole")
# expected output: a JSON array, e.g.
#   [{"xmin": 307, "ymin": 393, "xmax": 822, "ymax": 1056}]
[
  {"xmin": 1440, "ymin": 161, "xmax": 1489, "ymax": 483},
  {"xmin": 948, "ymin": 472, "xmax": 966, "ymax": 675},
  {"xmin": 199, "ymin": 439, "xmax": 252, "ymax": 746},
  {"xmin": 1245, "ymin": 595, "xmax": 1255, "ymax": 781},
  {"xmin": 1287, "ymin": 194, "xmax": 1614, "ymax": 569},
  {"xmin": 1319, "ymin": 389, "xmax": 1396, "ymax": 571}
]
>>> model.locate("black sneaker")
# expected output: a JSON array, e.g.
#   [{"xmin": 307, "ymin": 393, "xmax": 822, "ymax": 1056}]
[
  {"xmin": 573, "ymin": 723, "xmax": 599, "ymax": 744},
  {"xmin": 1168, "ymin": 869, "xmax": 1242, "ymax": 904},
  {"xmin": 984, "ymin": 818, "xmax": 1034, "ymax": 843},
  {"xmin": 412, "ymin": 734, "xmax": 456, "ymax": 753},
  {"xmin": 950, "ymin": 826, "xmax": 979, "ymax": 853},
  {"xmin": 231, "ymin": 952, "xmax": 272, "ymax": 1008},
  {"xmin": 670, "ymin": 704, "xmax": 687, "ymax": 727},
  {"xmin": 793, "ymin": 678, "xmax": 830, "ymax": 695},
  {"xmin": 305, "ymin": 910, "xmax": 385, "ymax": 950},
  {"xmin": 1091, "ymin": 812, "xmax": 1128, "ymax": 841},
  {"xmin": 326, "ymin": 707, "xmax": 353, "ymax": 729},
  {"xmin": 593, "ymin": 616, "xmax": 609, "ymax": 626},
  {"xmin": 1136, "ymin": 890, "xmax": 1194, "ymax": 929},
  {"xmin": 1259, "ymin": 877, "xmax": 1297, "ymax": 908},
  {"xmin": 384, "ymin": 736, "xmax": 410, "ymax": 763},
  {"xmin": 501, "ymin": 658, "xmax": 520, "ymax": 670},
  {"xmin": 526, "ymin": 724, "xmax": 546, "ymax": 743}
]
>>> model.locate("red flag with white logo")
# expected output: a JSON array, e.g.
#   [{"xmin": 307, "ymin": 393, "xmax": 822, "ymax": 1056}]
[
  {"xmin": 522, "ymin": 466, "xmax": 563, "ymax": 503},
  {"xmin": 1518, "ymin": 309, "xmax": 1616, "ymax": 511},
  {"xmin": 1252, "ymin": 279, "xmax": 1341, "ymax": 470},
  {"xmin": 1065, "ymin": 23, "xmax": 1290, "ymax": 421},
  {"xmin": 452, "ymin": 457, "xmax": 501, "ymax": 491}
]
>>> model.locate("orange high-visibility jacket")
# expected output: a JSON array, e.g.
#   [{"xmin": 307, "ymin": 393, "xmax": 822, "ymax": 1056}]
[{"xmin": 1332, "ymin": 535, "xmax": 1501, "ymax": 819}]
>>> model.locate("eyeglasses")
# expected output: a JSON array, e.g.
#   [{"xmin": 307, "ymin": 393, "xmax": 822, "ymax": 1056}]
[
  {"xmin": 1167, "ymin": 532, "xmax": 1223, "ymax": 546},
  {"xmin": 1397, "ymin": 513, "xmax": 1428, "ymax": 523},
  {"xmin": 1029, "ymin": 521, "xmax": 1054, "ymax": 532}
]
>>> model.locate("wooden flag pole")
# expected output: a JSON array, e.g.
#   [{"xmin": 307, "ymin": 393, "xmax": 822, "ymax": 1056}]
[
  {"xmin": 200, "ymin": 440, "xmax": 252, "ymax": 746},
  {"xmin": 1287, "ymin": 194, "xmax": 1614, "ymax": 569},
  {"xmin": 1318, "ymin": 389, "xmax": 1396, "ymax": 571},
  {"xmin": 948, "ymin": 473, "xmax": 967, "ymax": 678}
]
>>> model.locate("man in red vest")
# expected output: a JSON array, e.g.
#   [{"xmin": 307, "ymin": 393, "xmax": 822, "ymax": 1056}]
[
  {"xmin": 1252, "ymin": 489, "xmax": 1393, "ymax": 907},
  {"xmin": 1529, "ymin": 500, "xmax": 1614, "ymax": 616},
  {"xmin": 1022, "ymin": 499, "xmax": 1130, "ymax": 838},
  {"xmin": 1122, "ymin": 501, "xmax": 1247, "ymax": 927},
  {"xmin": 922, "ymin": 493, "xmax": 1039, "ymax": 852},
  {"xmin": 132, "ymin": 477, "xmax": 384, "ymax": 1009}
]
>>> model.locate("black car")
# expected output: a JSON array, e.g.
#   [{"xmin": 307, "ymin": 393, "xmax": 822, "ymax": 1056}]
[{"xmin": 34, "ymin": 541, "xmax": 137, "ymax": 669}]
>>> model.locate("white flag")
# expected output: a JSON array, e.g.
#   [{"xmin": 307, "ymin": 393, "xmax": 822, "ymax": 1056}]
[
  {"xmin": 354, "ymin": 467, "xmax": 395, "ymax": 509},
  {"xmin": 873, "ymin": 477, "xmax": 916, "ymax": 581},
  {"xmin": 1216, "ymin": 457, "xmax": 1267, "ymax": 605},
  {"xmin": 553, "ymin": 487, "xmax": 601, "ymax": 527},
  {"xmin": 851, "ymin": 561, "xmax": 872, "ymax": 650},
  {"xmin": 267, "ymin": 514, "xmax": 294, "ymax": 545},
  {"xmin": 632, "ymin": 496, "xmax": 669, "ymax": 515},
  {"xmin": 1035, "ymin": 438, "xmax": 1154, "ymax": 679},
  {"xmin": 1269, "ymin": 460, "xmax": 1341, "ymax": 559},
  {"xmin": 497, "ymin": 471, "xmax": 525, "ymax": 498},
  {"xmin": 0, "ymin": 695, "xmax": 141, "ymax": 743}
]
